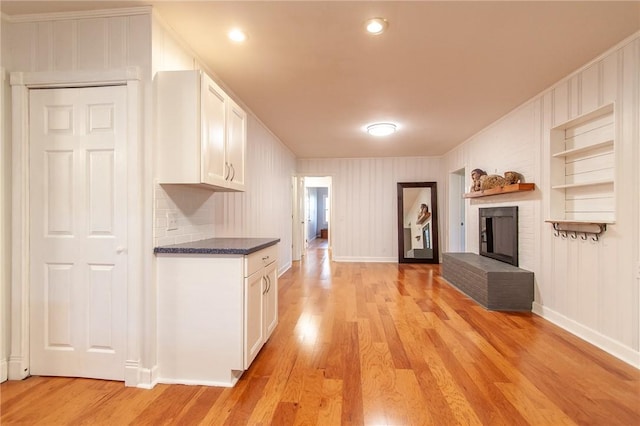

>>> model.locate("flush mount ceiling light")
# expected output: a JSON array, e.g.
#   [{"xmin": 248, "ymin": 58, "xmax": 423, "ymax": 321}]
[
  {"xmin": 228, "ymin": 28, "xmax": 247, "ymax": 42},
  {"xmin": 366, "ymin": 122, "xmax": 397, "ymax": 136},
  {"xmin": 365, "ymin": 17, "xmax": 388, "ymax": 35}
]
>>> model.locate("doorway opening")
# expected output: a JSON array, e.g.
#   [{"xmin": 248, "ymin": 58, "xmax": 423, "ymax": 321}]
[
  {"xmin": 292, "ymin": 176, "xmax": 332, "ymax": 261},
  {"xmin": 448, "ymin": 168, "xmax": 466, "ymax": 252}
]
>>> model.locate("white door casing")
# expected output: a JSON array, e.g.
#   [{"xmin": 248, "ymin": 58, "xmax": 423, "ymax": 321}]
[
  {"xmin": 292, "ymin": 176, "xmax": 306, "ymax": 260},
  {"xmin": 29, "ymin": 86, "xmax": 127, "ymax": 380}
]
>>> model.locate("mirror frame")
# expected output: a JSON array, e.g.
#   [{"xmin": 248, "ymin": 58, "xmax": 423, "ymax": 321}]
[{"xmin": 397, "ymin": 182, "xmax": 440, "ymax": 264}]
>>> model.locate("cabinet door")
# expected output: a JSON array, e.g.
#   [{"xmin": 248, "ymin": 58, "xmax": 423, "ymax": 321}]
[
  {"xmin": 201, "ymin": 73, "xmax": 227, "ymax": 185},
  {"xmin": 226, "ymin": 97, "xmax": 246, "ymax": 188},
  {"xmin": 264, "ymin": 261, "xmax": 278, "ymax": 339},
  {"xmin": 244, "ymin": 269, "xmax": 265, "ymax": 369}
]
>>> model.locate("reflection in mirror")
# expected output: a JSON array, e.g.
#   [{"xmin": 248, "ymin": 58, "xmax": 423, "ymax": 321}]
[{"xmin": 397, "ymin": 182, "xmax": 439, "ymax": 264}]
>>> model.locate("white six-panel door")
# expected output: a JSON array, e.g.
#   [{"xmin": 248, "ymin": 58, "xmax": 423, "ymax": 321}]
[{"xmin": 29, "ymin": 85, "xmax": 127, "ymax": 380}]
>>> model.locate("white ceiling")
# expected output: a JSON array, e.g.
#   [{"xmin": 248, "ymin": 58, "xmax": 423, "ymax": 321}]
[{"xmin": 2, "ymin": 1, "xmax": 639, "ymax": 158}]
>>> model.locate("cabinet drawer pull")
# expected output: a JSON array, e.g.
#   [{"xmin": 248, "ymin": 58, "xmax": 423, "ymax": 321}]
[
  {"xmin": 265, "ymin": 275, "xmax": 271, "ymax": 293},
  {"xmin": 224, "ymin": 162, "xmax": 230, "ymax": 180},
  {"xmin": 262, "ymin": 276, "xmax": 268, "ymax": 295},
  {"xmin": 262, "ymin": 256, "xmax": 269, "ymax": 261}
]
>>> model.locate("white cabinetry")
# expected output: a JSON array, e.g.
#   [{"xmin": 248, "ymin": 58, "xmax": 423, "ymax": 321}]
[
  {"xmin": 549, "ymin": 103, "xmax": 615, "ymax": 223},
  {"xmin": 244, "ymin": 250, "xmax": 278, "ymax": 367},
  {"xmin": 155, "ymin": 70, "xmax": 246, "ymax": 192},
  {"xmin": 156, "ymin": 244, "xmax": 278, "ymax": 387}
]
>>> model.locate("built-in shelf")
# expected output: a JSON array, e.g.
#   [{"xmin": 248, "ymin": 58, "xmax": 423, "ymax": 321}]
[
  {"xmin": 549, "ymin": 102, "xmax": 616, "ymax": 224},
  {"xmin": 545, "ymin": 219, "xmax": 612, "ymax": 241},
  {"xmin": 552, "ymin": 139, "xmax": 613, "ymax": 158},
  {"xmin": 463, "ymin": 183, "xmax": 535, "ymax": 199},
  {"xmin": 551, "ymin": 179, "xmax": 614, "ymax": 190}
]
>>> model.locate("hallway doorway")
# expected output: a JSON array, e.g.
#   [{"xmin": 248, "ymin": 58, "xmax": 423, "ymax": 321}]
[
  {"xmin": 448, "ymin": 168, "xmax": 466, "ymax": 252},
  {"xmin": 292, "ymin": 176, "xmax": 332, "ymax": 261}
]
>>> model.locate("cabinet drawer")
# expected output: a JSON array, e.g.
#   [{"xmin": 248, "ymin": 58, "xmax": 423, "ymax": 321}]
[{"xmin": 245, "ymin": 245, "xmax": 278, "ymax": 277}]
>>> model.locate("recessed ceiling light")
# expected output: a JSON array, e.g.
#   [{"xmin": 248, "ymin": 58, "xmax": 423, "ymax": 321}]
[
  {"xmin": 366, "ymin": 122, "xmax": 397, "ymax": 136},
  {"xmin": 228, "ymin": 28, "xmax": 247, "ymax": 42},
  {"xmin": 365, "ymin": 18, "xmax": 388, "ymax": 35}
]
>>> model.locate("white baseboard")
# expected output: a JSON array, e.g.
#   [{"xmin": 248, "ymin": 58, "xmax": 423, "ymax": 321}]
[
  {"xmin": 124, "ymin": 360, "xmax": 139, "ymax": 387},
  {"xmin": 156, "ymin": 377, "xmax": 236, "ymax": 387},
  {"xmin": 136, "ymin": 365, "xmax": 159, "ymax": 389},
  {"xmin": 278, "ymin": 261, "xmax": 292, "ymax": 277},
  {"xmin": 332, "ymin": 256, "xmax": 397, "ymax": 263},
  {"xmin": 1, "ymin": 358, "xmax": 7, "ymax": 383},
  {"xmin": 532, "ymin": 302, "xmax": 640, "ymax": 369},
  {"xmin": 8, "ymin": 356, "xmax": 29, "ymax": 380}
]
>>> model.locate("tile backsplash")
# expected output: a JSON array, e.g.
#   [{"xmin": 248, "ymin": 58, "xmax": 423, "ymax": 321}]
[{"xmin": 153, "ymin": 183, "xmax": 216, "ymax": 247}]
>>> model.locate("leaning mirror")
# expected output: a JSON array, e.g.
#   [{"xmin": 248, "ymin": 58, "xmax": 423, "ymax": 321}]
[{"xmin": 397, "ymin": 182, "xmax": 439, "ymax": 264}]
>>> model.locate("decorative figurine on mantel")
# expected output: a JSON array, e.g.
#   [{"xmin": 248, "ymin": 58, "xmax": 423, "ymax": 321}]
[
  {"xmin": 503, "ymin": 171, "xmax": 524, "ymax": 185},
  {"xmin": 470, "ymin": 169, "xmax": 525, "ymax": 192},
  {"xmin": 470, "ymin": 168, "xmax": 487, "ymax": 192}
]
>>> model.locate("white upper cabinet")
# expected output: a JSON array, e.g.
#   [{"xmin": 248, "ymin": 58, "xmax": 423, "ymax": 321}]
[{"xmin": 155, "ymin": 70, "xmax": 246, "ymax": 191}]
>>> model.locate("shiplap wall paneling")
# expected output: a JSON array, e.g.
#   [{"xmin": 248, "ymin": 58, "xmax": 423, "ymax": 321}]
[
  {"xmin": 151, "ymin": 16, "xmax": 194, "ymax": 74},
  {"xmin": 4, "ymin": 13, "xmax": 151, "ymax": 75}
]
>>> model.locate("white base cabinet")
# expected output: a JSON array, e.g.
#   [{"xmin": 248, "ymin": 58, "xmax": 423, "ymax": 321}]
[
  {"xmin": 244, "ymin": 257, "xmax": 278, "ymax": 367},
  {"xmin": 156, "ymin": 245, "xmax": 277, "ymax": 387}
]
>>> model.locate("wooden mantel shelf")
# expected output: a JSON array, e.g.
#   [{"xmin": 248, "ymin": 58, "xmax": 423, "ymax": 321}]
[{"xmin": 464, "ymin": 183, "xmax": 535, "ymax": 198}]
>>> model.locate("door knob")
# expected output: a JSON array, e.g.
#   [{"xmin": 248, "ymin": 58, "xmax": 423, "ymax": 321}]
[{"xmin": 116, "ymin": 246, "xmax": 127, "ymax": 254}]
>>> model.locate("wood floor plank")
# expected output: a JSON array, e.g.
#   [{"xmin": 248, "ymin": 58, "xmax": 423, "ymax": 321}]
[
  {"xmin": 316, "ymin": 378, "xmax": 343, "ymax": 426},
  {"xmin": 292, "ymin": 368, "xmax": 324, "ymax": 426},
  {"xmin": 223, "ymin": 376, "xmax": 269, "ymax": 426},
  {"xmin": 130, "ymin": 384, "xmax": 201, "ymax": 425},
  {"xmin": 1, "ymin": 240, "xmax": 639, "ymax": 425},
  {"xmin": 173, "ymin": 386, "xmax": 225, "ymax": 425}
]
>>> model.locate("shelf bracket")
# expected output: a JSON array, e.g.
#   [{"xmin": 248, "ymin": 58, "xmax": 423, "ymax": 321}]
[{"xmin": 549, "ymin": 221, "xmax": 607, "ymax": 242}]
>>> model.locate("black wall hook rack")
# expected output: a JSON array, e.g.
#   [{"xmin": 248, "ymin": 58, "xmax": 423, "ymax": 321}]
[{"xmin": 546, "ymin": 220, "xmax": 609, "ymax": 242}]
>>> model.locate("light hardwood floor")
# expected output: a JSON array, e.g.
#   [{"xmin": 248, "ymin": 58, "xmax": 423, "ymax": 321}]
[{"xmin": 2, "ymin": 239, "xmax": 639, "ymax": 425}]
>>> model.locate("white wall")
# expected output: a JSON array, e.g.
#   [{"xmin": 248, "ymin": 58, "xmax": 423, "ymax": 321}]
[
  {"xmin": 442, "ymin": 34, "xmax": 640, "ymax": 367},
  {"xmin": 297, "ymin": 157, "xmax": 442, "ymax": 262}
]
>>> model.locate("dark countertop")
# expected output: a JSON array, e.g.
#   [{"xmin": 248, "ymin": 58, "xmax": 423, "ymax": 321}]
[{"xmin": 154, "ymin": 237, "xmax": 280, "ymax": 255}]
